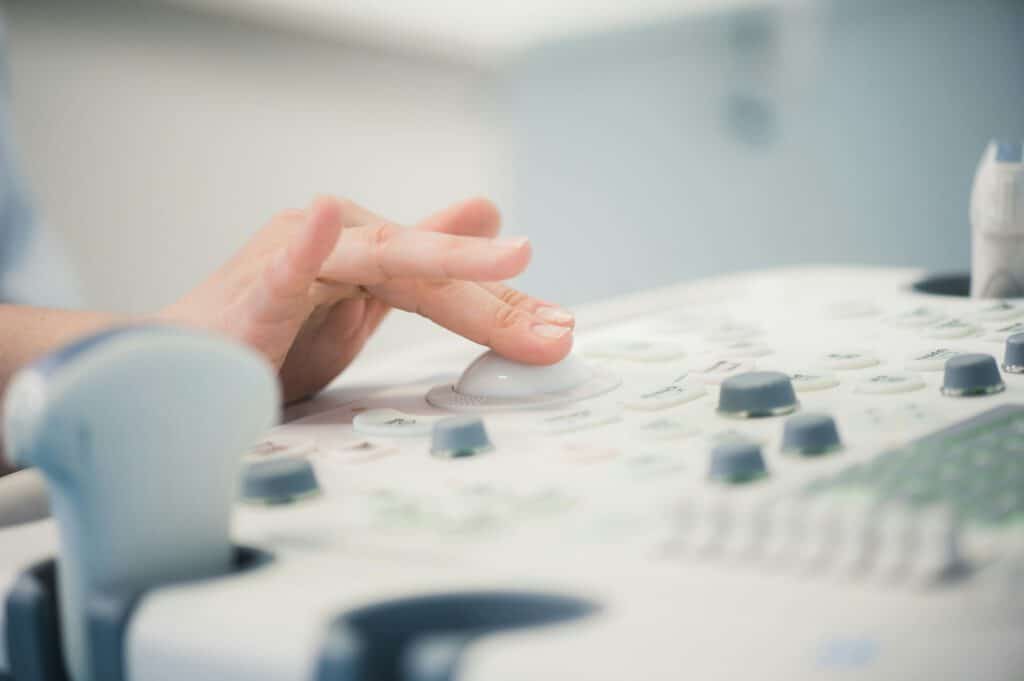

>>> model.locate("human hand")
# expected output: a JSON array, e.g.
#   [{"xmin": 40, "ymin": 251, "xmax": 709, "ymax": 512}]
[{"xmin": 159, "ymin": 196, "xmax": 575, "ymax": 402}]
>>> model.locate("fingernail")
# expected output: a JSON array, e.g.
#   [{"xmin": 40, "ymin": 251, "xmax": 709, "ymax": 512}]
[
  {"xmin": 532, "ymin": 323, "xmax": 571, "ymax": 339},
  {"xmin": 495, "ymin": 236, "xmax": 529, "ymax": 249},
  {"xmin": 536, "ymin": 306, "xmax": 574, "ymax": 325}
]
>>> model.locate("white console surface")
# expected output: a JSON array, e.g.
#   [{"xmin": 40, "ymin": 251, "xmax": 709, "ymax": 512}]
[{"xmin": 4, "ymin": 265, "xmax": 1024, "ymax": 680}]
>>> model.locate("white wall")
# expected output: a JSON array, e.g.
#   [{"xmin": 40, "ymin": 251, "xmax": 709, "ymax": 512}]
[{"xmin": 4, "ymin": 0, "xmax": 508, "ymax": 356}]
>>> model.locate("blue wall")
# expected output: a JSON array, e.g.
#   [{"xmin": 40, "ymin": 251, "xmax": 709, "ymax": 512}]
[{"xmin": 502, "ymin": 0, "xmax": 1024, "ymax": 304}]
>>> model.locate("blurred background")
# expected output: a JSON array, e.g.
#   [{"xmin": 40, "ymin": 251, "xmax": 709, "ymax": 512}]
[{"xmin": 2, "ymin": 0, "xmax": 1023, "ymax": 357}]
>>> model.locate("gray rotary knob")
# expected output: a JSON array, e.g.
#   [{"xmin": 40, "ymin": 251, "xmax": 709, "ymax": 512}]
[
  {"xmin": 1003, "ymin": 333, "xmax": 1024, "ymax": 373},
  {"xmin": 718, "ymin": 371, "xmax": 798, "ymax": 417},
  {"xmin": 781, "ymin": 412, "xmax": 842, "ymax": 456},
  {"xmin": 242, "ymin": 457, "xmax": 321, "ymax": 505},
  {"xmin": 431, "ymin": 416, "xmax": 494, "ymax": 458},
  {"xmin": 708, "ymin": 441, "xmax": 768, "ymax": 484},
  {"xmin": 941, "ymin": 353, "xmax": 1005, "ymax": 396}
]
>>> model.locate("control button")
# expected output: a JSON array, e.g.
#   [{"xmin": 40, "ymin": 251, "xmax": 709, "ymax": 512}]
[
  {"xmin": 923, "ymin": 318, "xmax": 978, "ymax": 339},
  {"xmin": 717, "ymin": 340, "xmax": 773, "ymax": 358},
  {"xmin": 242, "ymin": 458, "xmax": 321, "ymax": 505},
  {"xmin": 537, "ymin": 406, "xmax": 622, "ymax": 435},
  {"xmin": 984, "ymin": 321, "xmax": 1024, "ymax": 343},
  {"xmin": 692, "ymin": 358, "xmax": 755, "ymax": 384},
  {"xmin": 854, "ymin": 372, "xmax": 925, "ymax": 394},
  {"xmin": 888, "ymin": 306, "xmax": 944, "ymax": 327},
  {"xmin": 709, "ymin": 441, "xmax": 768, "ymax": 484},
  {"xmin": 1004, "ymin": 333, "xmax": 1024, "ymax": 373},
  {"xmin": 824, "ymin": 300, "xmax": 880, "ymax": 319},
  {"xmin": 247, "ymin": 438, "xmax": 316, "ymax": 460},
  {"xmin": 941, "ymin": 353, "xmax": 1005, "ymax": 397},
  {"xmin": 560, "ymin": 442, "xmax": 620, "ymax": 464},
  {"xmin": 431, "ymin": 416, "xmax": 494, "ymax": 458},
  {"xmin": 973, "ymin": 300, "xmax": 1023, "ymax": 322},
  {"xmin": 427, "ymin": 351, "xmax": 621, "ymax": 412},
  {"xmin": 709, "ymin": 429, "xmax": 766, "ymax": 446},
  {"xmin": 637, "ymin": 416, "xmax": 701, "ymax": 440},
  {"xmin": 624, "ymin": 378, "xmax": 706, "ymax": 411},
  {"xmin": 788, "ymin": 371, "xmax": 839, "ymax": 392},
  {"xmin": 353, "ymin": 408, "xmax": 435, "ymax": 437},
  {"xmin": 321, "ymin": 439, "xmax": 399, "ymax": 464},
  {"xmin": 704, "ymin": 322, "xmax": 762, "ymax": 342},
  {"xmin": 781, "ymin": 413, "xmax": 842, "ymax": 456},
  {"xmin": 904, "ymin": 348, "xmax": 965, "ymax": 372},
  {"xmin": 818, "ymin": 350, "xmax": 880, "ymax": 370},
  {"xmin": 718, "ymin": 371, "xmax": 798, "ymax": 418},
  {"xmin": 582, "ymin": 338, "xmax": 686, "ymax": 362}
]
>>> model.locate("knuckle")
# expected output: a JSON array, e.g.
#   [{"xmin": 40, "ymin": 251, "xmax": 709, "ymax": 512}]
[
  {"xmin": 497, "ymin": 287, "xmax": 528, "ymax": 308},
  {"xmin": 372, "ymin": 223, "xmax": 397, "ymax": 249},
  {"xmin": 493, "ymin": 304, "xmax": 523, "ymax": 330}
]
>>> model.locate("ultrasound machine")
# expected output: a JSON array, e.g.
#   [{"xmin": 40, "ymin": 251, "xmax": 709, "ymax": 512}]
[{"xmin": 0, "ymin": 141, "xmax": 1022, "ymax": 681}]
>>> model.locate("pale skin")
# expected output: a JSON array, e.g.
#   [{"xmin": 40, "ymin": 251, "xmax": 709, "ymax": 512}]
[{"xmin": 0, "ymin": 195, "xmax": 574, "ymax": 467}]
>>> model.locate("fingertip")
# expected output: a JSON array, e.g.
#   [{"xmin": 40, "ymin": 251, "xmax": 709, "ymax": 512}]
[{"xmin": 499, "ymin": 323, "xmax": 574, "ymax": 366}]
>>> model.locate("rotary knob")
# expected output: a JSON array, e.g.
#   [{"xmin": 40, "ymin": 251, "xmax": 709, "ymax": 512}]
[
  {"xmin": 781, "ymin": 412, "xmax": 842, "ymax": 456},
  {"xmin": 1003, "ymin": 333, "xmax": 1024, "ymax": 373},
  {"xmin": 717, "ymin": 371, "xmax": 798, "ymax": 418},
  {"xmin": 941, "ymin": 353, "xmax": 1005, "ymax": 397},
  {"xmin": 709, "ymin": 441, "xmax": 768, "ymax": 484},
  {"xmin": 431, "ymin": 416, "xmax": 494, "ymax": 458}
]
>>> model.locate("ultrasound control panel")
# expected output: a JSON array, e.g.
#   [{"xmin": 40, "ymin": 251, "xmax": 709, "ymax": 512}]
[{"xmin": 2, "ymin": 266, "xmax": 1024, "ymax": 681}]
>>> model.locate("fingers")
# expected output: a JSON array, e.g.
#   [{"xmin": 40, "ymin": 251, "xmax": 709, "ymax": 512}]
[
  {"xmin": 416, "ymin": 197, "xmax": 502, "ymax": 238},
  {"xmin": 477, "ymin": 282, "xmax": 575, "ymax": 328},
  {"xmin": 369, "ymin": 279, "xmax": 574, "ymax": 364},
  {"xmin": 254, "ymin": 197, "xmax": 344, "ymax": 320},
  {"xmin": 319, "ymin": 227, "xmax": 531, "ymax": 285}
]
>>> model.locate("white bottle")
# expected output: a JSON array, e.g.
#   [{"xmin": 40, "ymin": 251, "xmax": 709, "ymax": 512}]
[
  {"xmin": 2, "ymin": 327, "xmax": 279, "ymax": 681},
  {"xmin": 970, "ymin": 140, "xmax": 1024, "ymax": 298}
]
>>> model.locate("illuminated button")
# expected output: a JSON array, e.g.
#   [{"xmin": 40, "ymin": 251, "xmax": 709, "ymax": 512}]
[
  {"xmin": 623, "ymin": 378, "xmax": 706, "ymax": 411},
  {"xmin": 537, "ymin": 406, "xmax": 622, "ymax": 435},
  {"xmin": 692, "ymin": 358, "xmax": 755, "ymax": 384},
  {"xmin": 709, "ymin": 442, "xmax": 768, "ymax": 484},
  {"xmin": 353, "ymin": 409, "xmax": 435, "ymax": 437},
  {"xmin": 904, "ymin": 348, "xmax": 965, "ymax": 372},
  {"xmin": 430, "ymin": 416, "xmax": 494, "ymax": 458},
  {"xmin": 818, "ymin": 350, "xmax": 880, "ymax": 370},
  {"xmin": 789, "ymin": 372, "xmax": 839, "ymax": 392},
  {"xmin": 888, "ymin": 307, "xmax": 944, "ymax": 327},
  {"xmin": 717, "ymin": 340, "xmax": 773, "ymax": 357},
  {"xmin": 718, "ymin": 371, "xmax": 798, "ymax": 418},
  {"xmin": 941, "ymin": 353, "xmax": 1005, "ymax": 397},
  {"xmin": 781, "ymin": 413, "xmax": 842, "ymax": 456},
  {"xmin": 924, "ymin": 318, "xmax": 978, "ymax": 339},
  {"xmin": 1003, "ymin": 333, "xmax": 1024, "ymax": 373},
  {"xmin": 855, "ymin": 373, "xmax": 925, "ymax": 394},
  {"xmin": 582, "ymin": 338, "xmax": 687, "ymax": 362},
  {"xmin": 973, "ymin": 300, "xmax": 1023, "ymax": 322},
  {"xmin": 824, "ymin": 301, "xmax": 880, "ymax": 319},
  {"xmin": 637, "ymin": 416, "xmax": 702, "ymax": 440}
]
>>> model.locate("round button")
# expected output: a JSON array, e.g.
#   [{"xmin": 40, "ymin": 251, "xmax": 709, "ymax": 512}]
[
  {"xmin": 431, "ymin": 416, "xmax": 494, "ymax": 458},
  {"xmin": 818, "ymin": 350, "xmax": 880, "ymax": 370},
  {"xmin": 624, "ymin": 380, "xmax": 706, "ymax": 411},
  {"xmin": 718, "ymin": 371, "xmax": 798, "ymax": 418},
  {"xmin": 716, "ymin": 340, "xmax": 773, "ymax": 358},
  {"xmin": 1003, "ymin": 333, "xmax": 1024, "ymax": 373},
  {"xmin": 781, "ymin": 413, "xmax": 842, "ymax": 456},
  {"xmin": 788, "ymin": 371, "xmax": 839, "ymax": 392},
  {"xmin": 855, "ymin": 372, "xmax": 925, "ymax": 394},
  {"xmin": 941, "ymin": 353, "xmax": 1006, "ymax": 397},
  {"xmin": 904, "ymin": 348, "xmax": 964, "ymax": 372},
  {"xmin": 242, "ymin": 458, "xmax": 321, "ymax": 505},
  {"xmin": 924, "ymin": 319, "xmax": 978, "ymax": 339},
  {"xmin": 693, "ymin": 358, "xmax": 756, "ymax": 384},
  {"xmin": 353, "ymin": 409, "xmax": 434, "ymax": 437},
  {"xmin": 709, "ymin": 442, "xmax": 768, "ymax": 484},
  {"xmin": 888, "ymin": 307, "xmax": 944, "ymax": 327},
  {"xmin": 973, "ymin": 300, "xmax": 1023, "ymax": 322}
]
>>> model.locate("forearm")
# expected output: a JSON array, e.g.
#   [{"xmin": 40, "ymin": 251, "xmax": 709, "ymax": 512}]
[{"xmin": 0, "ymin": 305, "xmax": 122, "ymax": 469}]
